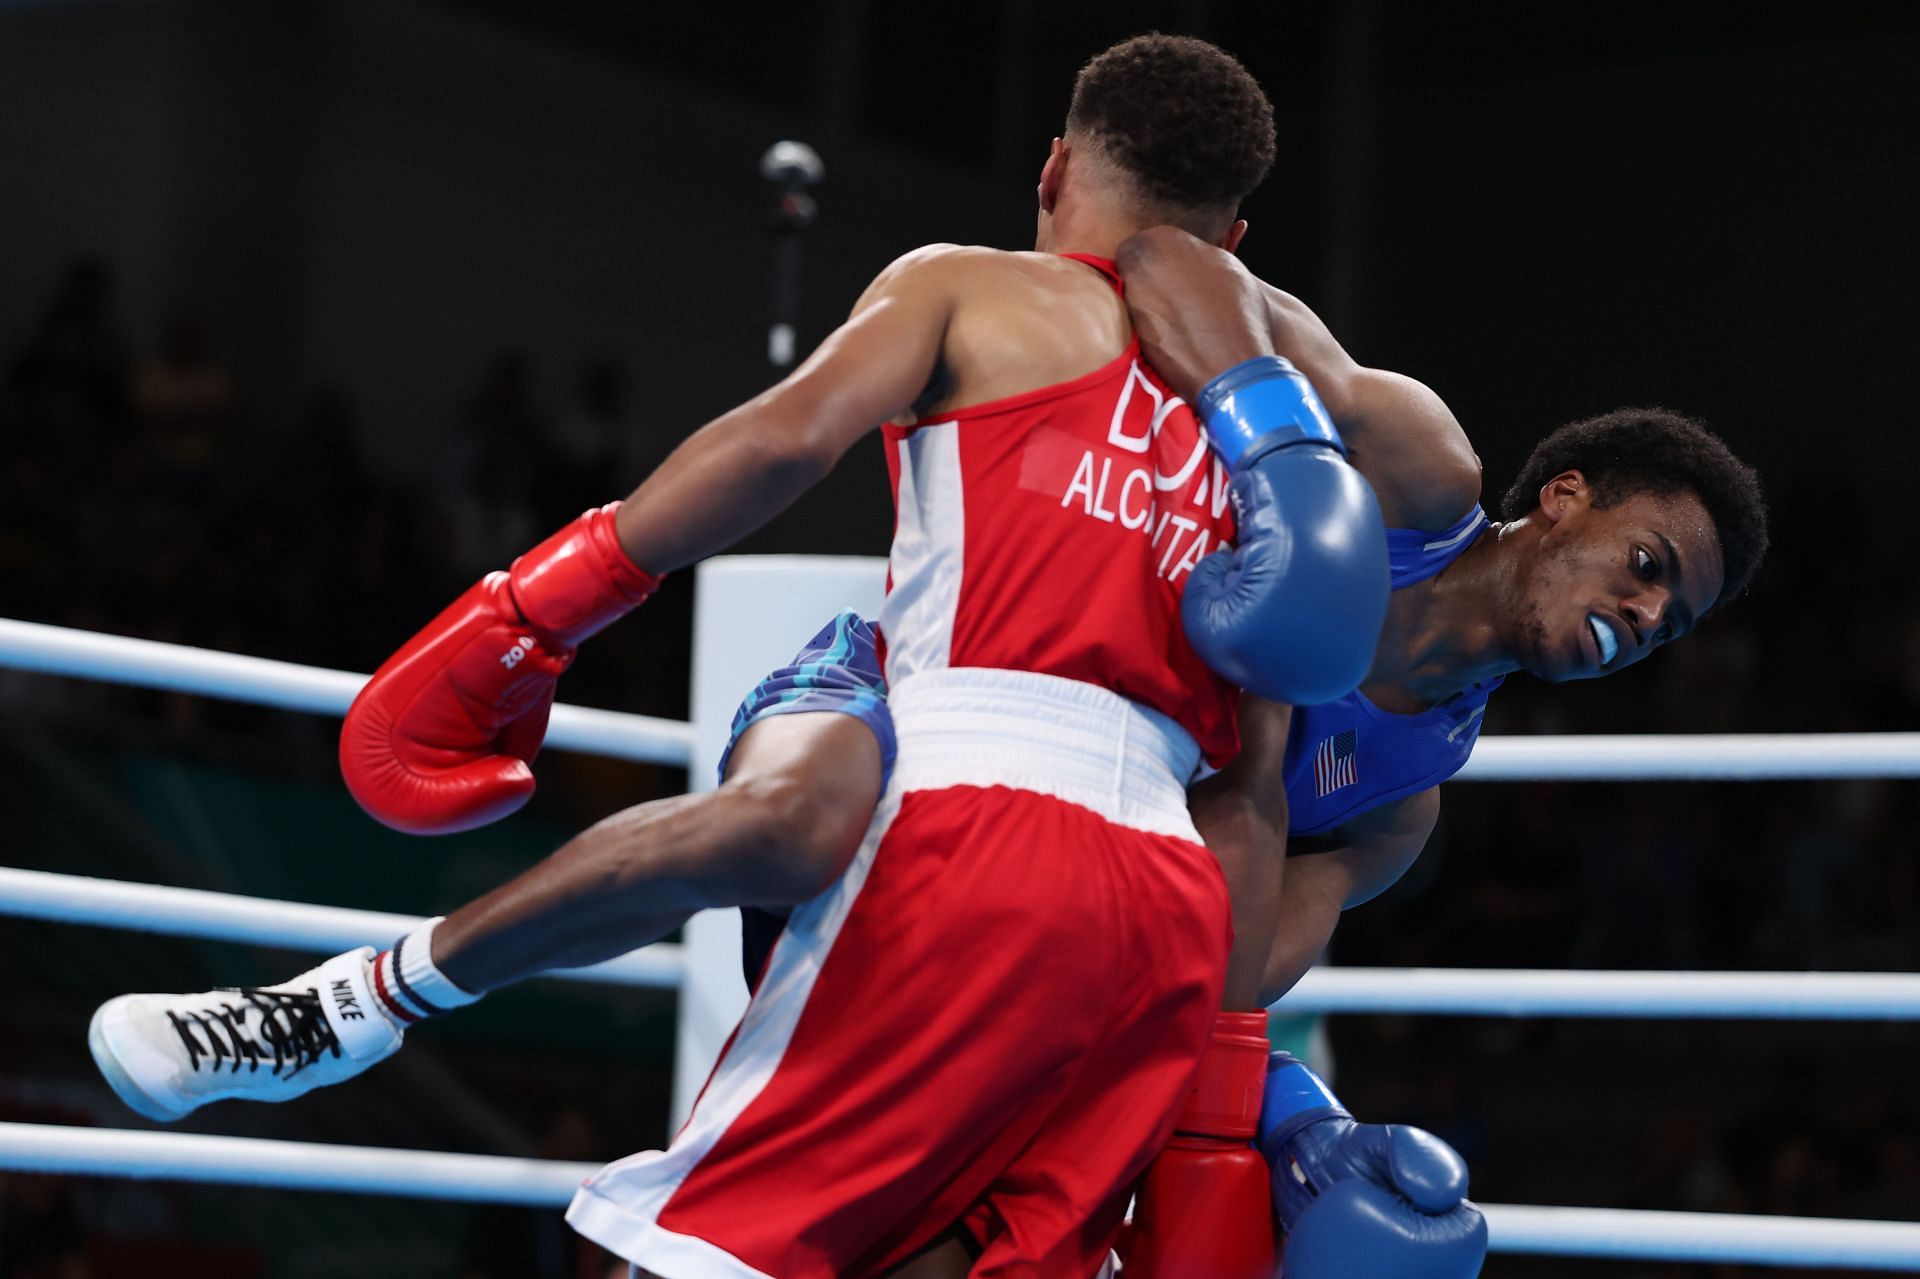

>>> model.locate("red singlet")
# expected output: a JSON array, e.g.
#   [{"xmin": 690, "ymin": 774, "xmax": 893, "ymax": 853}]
[{"xmin": 878, "ymin": 254, "xmax": 1242, "ymax": 768}]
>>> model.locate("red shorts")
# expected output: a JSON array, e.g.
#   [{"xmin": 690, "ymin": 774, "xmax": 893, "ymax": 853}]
[{"xmin": 567, "ymin": 670, "xmax": 1233, "ymax": 1278}]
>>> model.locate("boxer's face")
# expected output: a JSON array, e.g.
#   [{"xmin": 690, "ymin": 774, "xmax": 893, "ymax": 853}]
[{"xmin": 1508, "ymin": 473, "xmax": 1725, "ymax": 682}]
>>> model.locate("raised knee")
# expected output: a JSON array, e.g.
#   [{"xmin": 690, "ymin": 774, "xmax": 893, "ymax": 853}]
[{"xmin": 728, "ymin": 771, "xmax": 864, "ymax": 903}]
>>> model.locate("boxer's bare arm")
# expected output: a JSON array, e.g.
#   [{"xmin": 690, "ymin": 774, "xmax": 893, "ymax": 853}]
[
  {"xmin": 609, "ymin": 246, "xmax": 961, "ymax": 574},
  {"xmin": 1114, "ymin": 225, "xmax": 1480, "ymax": 531},
  {"xmin": 1258, "ymin": 787, "xmax": 1439, "ymax": 1005},
  {"xmin": 1187, "ymin": 697, "xmax": 1293, "ymax": 1010},
  {"xmin": 1257, "ymin": 287, "xmax": 1480, "ymax": 531},
  {"xmin": 609, "ymin": 244, "xmax": 1129, "ymax": 575}
]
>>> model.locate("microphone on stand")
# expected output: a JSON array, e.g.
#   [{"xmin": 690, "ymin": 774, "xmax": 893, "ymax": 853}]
[{"xmin": 759, "ymin": 140, "xmax": 824, "ymax": 369}]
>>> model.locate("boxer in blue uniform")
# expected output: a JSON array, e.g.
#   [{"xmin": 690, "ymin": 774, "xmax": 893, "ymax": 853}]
[
  {"xmin": 720, "ymin": 228, "xmax": 1765, "ymax": 1278},
  {"xmin": 92, "ymin": 219, "xmax": 1765, "ymax": 1279}
]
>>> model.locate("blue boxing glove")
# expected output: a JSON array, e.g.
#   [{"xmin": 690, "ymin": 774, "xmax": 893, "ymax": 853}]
[
  {"xmin": 1261, "ymin": 1053, "xmax": 1487, "ymax": 1279},
  {"xmin": 1185, "ymin": 357, "xmax": 1389, "ymax": 705}
]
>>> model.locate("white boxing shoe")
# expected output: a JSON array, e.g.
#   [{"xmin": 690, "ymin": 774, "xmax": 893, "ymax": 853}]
[{"xmin": 89, "ymin": 947, "xmax": 404, "ymax": 1122}]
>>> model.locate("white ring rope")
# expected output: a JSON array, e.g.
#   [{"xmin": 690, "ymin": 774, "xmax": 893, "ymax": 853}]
[
  {"xmin": 6, "ymin": 866, "xmax": 1915, "ymax": 1019},
  {"xmin": 0, "ymin": 617, "xmax": 693, "ymax": 766},
  {"xmin": 1456, "ymin": 732, "xmax": 1920, "ymax": 781},
  {"xmin": 5, "ymin": 616, "xmax": 1920, "ymax": 780},
  {"xmin": 10, "ymin": 607, "xmax": 1920, "ymax": 1269},
  {"xmin": 0, "ymin": 867, "xmax": 684, "ymax": 990},
  {"xmin": 4, "ymin": 1123, "xmax": 1917, "ymax": 1269},
  {"xmin": 1277, "ymin": 966, "xmax": 1920, "ymax": 1020},
  {"xmin": 1485, "ymin": 1203, "xmax": 1920, "ymax": 1270},
  {"xmin": 0, "ymin": 1122, "xmax": 596, "ymax": 1206}
]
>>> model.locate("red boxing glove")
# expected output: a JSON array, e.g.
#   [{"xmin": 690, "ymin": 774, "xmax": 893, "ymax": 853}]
[
  {"xmin": 340, "ymin": 502, "xmax": 660, "ymax": 834},
  {"xmin": 1118, "ymin": 1011, "xmax": 1279, "ymax": 1279}
]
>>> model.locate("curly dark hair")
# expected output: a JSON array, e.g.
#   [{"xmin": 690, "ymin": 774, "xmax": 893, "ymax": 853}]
[
  {"xmin": 1066, "ymin": 34, "xmax": 1276, "ymax": 213},
  {"xmin": 1499, "ymin": 407, "xmax": 1769, "ymax": 605}
]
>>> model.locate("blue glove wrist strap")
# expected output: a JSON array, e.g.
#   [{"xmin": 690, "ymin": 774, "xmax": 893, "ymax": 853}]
[
  {"xmin": 1262, "ymin": 1054, "xmax": 1352, "ymax": 1150},
  {"xmin": 1196, "ymin": 355, "xmax": 1346, "ymax": 471}
]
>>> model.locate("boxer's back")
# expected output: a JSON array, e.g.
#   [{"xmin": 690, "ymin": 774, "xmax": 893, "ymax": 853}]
[
  {"xmin": 904, "ymin": 249, "xmax": 1134, "ymax": 422},
  {"xmin": 878, "ymin": 247, "xmax": 1241, "ymax": 767}
]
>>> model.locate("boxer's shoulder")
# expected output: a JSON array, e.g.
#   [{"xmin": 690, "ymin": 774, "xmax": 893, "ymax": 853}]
[
  {"xmin": 923, "ymin": 247, "xmax": 1125, "ymax": 314},
  {"xmin": 854, "ymin": 244, "xmax": 998, "ymax": 315},
  {"xmin": 1245, "ymin": 280, "xmax": 1481, "ymax": 531},
  {"xmin": 860, "ymin": 245, "xmax": 1102, "ymax": 332},
  {"xmin": 902, "ymin": 250, "xmax": 1132, "ymax": 414},
  {"xmin": 961, "ymin": 251, "xmax": 1130, "ymax": 335},
  {"xmin": 1337, "ymin": 367, "xmax": 1483, "ymax": 533},
  {"xmin": 883, "ymin": 246, "xmax": 1115, "ymax": 295},
  {"xmin": 867, "ymin": 243, "xmax": 1017, "ymax": 292}
]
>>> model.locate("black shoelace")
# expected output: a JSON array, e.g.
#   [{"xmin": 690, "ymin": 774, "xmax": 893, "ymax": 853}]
[{"xmin": 167, "ymin": 987, "xmax": 342, "ymax": 1078}]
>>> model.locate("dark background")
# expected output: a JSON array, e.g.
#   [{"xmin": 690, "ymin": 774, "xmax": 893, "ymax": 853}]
[{"xmin": 1, "ymin": 1, "xmax": 1916, "ymax": 1276}]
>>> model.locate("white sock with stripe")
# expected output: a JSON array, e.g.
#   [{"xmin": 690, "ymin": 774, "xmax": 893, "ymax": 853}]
[{"xmin": 370, "ymin": 917, "xmax": 480, "ymax": 1026}]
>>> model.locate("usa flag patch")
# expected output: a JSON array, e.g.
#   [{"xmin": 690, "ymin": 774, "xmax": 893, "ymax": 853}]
[{"xmin": 1313, "ymin": 729, "xmax": 1359, "ymax": 797}]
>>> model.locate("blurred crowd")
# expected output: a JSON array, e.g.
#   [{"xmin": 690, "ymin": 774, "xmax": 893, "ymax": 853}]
[
  {"xmin": 2, "ymin": 256, "xmax": 1916, "ymax": 1279},
  {"xmin": 0, "ymin": 259, "xmax": 682, "ymax": 732}
]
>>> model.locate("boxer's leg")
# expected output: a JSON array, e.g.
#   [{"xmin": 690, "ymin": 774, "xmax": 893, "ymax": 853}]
[
  {"xmin": 431, "ymin": 710, "xmax": 883, "ymax": 992},
  {"xmin": 567, "ymin": 787, "xmax": 1143, "ymax": 1278},
  {"xmin": 962, "ymin": 829, "xmax": 1232, "ymax": 1277},
  {"xmin": 88, "ymin": 710, "xmax": 882, "ymax": 1122}
]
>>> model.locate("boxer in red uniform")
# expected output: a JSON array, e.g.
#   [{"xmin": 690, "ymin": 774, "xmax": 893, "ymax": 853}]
[
  {"xmin": 89, "ymin": 34, "xmax": 1768, "ymax": 1279},
  {"xmin": 98, "ymin": 36, "xmax": 1360, "ymax": 1279}
]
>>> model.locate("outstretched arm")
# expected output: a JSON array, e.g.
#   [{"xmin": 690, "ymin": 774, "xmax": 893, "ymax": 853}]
[
  {"xmin": 612, "ymin": 247, "xmax": 959, "ymax": 572},
  {"xmin": 342, "ymin": 248, "xmax": 961, "ymax": 836},
  {"xmin": 1260, "ymin": 787, "xmax": 1440, "ymax": 1006}
]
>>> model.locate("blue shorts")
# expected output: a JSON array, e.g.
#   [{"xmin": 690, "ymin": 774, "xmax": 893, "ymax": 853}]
[
  {"xmin": 715, "ymin": 609, "xmax": 895, "ymax": 790},
  {"xmin": 720, "ymin": 611, "xmax": 895, "ymax": 990}
]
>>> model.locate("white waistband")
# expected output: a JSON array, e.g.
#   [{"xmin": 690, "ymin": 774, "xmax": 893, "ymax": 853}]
[{"xmin": 888, "ymin": 668, "xmax": 1203, "ymax": 840}]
